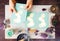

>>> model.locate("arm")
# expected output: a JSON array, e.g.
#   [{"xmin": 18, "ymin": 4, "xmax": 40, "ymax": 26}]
[
  {"xmin": 26, "ymin": 0, "xmax": 33, "ymax": 10},
  {"xmin": 9, "ymin": 0, "xmax": 16, "ymax": 13}
]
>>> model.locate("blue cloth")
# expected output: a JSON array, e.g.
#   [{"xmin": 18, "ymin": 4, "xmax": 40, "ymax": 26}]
[{"xmin": 10, "ymin": 3, "xmax": 49, "ymax": 31}]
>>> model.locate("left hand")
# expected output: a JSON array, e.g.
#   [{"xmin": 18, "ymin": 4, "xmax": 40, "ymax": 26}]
[{"xmin": 25, "ymin": 0, "xmax": 33, "ymax": 10}]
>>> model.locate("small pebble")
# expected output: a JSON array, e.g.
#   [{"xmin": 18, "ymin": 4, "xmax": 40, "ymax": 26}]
[
  {"xmin": 36, "ymin": 30, "xmax": 39, "ymax": 32},
  {"xmin": 28, "ymin": 28, "xmax": 30, "ymax": 31},
  {"xmin": 42, "ymin": 8, "xmax": 46, "ymax": 11},
  {"xmin": 34, "ymin": 32, "xmax": 38, "ymax": 35}
]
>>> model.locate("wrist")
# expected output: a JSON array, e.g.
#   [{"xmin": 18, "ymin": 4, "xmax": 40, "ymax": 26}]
[{"xmin": 27, "ymin": 0, "xmax": 33, "ymax": 2}]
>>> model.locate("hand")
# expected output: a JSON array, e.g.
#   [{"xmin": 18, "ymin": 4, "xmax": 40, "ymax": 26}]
[
  {"xmin": 9, "ymin": 7, "xmax": 17, "ymax": 13},
  {"xmin": 26, "ymin": 0, "xmax": 33, "ymax": 10},
  {"xmin": 9, "ymin": 0, "xmax": 17, "ymax": 13}
]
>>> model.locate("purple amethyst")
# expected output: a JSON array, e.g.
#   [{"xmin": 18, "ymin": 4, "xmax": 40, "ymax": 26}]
[
  {"xmin": 41, "ymin": 33, "xmax": 48, "ymax": 38},
  {"xmin": 0, "ymin": 23, "xmax": 4, "ymax": 29},
  {"xmin": 45, "ymin": 27, "xmax": 55, "ymax": 33}
]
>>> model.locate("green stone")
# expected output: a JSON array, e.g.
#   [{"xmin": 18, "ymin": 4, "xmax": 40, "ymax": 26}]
[{"xmin": 7, "ymin": 30, "xmax": 14, "ymax": 37}]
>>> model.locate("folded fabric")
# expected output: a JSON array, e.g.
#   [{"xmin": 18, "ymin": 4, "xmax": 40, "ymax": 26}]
[
  {"xmin": 10, "ymin": 3, "xmax": 27, "ymax": 28},
  {"xmin": 27, "ymin": 11, "xmax": 49, "ymax": 31}
]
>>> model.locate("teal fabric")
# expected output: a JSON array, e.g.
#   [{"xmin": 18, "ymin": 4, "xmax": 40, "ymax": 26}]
[
  {"xmin": 27, "ymin": 12, "xmax": 49, "ymax": 31},
  {"xmin": 10, "ymin": 3, "xmax": 49, "ymax": 31},
  {"xmin": 10, "ymin": 3, "xmax": 27, "ymax": 28}
]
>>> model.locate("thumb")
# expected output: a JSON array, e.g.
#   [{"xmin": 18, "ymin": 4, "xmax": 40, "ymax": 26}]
[{"xmin": 25, "ymin": 3, "xmax": 29, "ymax": 9}]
